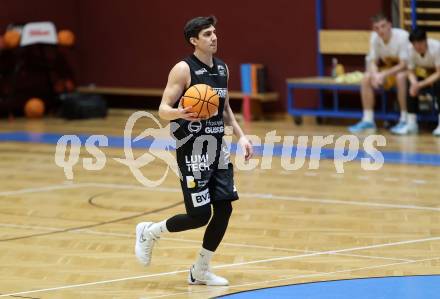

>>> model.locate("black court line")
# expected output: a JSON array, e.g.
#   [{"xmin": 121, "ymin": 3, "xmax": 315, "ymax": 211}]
[
  {"xmin": 11, "ymin": 295, "xmax": 41, "ymax": 299},
  {"xmin": 87, "ymin": 190, "xmax": 125, "ymax": 210},
  {"xmin": 0, "ymin": 190, "xmax": 182, "ymax": 242},
  {"xmin": 0, "ymin": 294, "xmax": 40, "ymax": 299}
]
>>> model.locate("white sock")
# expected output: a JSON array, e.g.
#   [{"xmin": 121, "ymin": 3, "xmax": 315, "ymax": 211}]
[
  {"xmin": 149, "ymin": 220, "xmax": 169, "ymax": 237},
  {"xmin": 194, "ymin": 247, "xmax": 214, "ymax": 272},
  {"xmin": 362, "ymin": 110, "xmax": 374, "ymax": 123},
  {"xmin": 407, "ymin": 113, "xmax": 417, "ymax": 126},
  {"xmin": 400, "ymin": 111, "xmax": 408, "ymax": 123}
]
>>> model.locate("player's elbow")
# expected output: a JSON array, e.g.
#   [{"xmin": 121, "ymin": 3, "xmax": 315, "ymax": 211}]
[{"xmin": 158, "ymin": 104, "xmax": 169, "ymax": 120}]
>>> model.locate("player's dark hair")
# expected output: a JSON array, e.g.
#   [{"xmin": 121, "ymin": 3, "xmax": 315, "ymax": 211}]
[
  {"xmin": 371, "ymin": 13, "xmax": 389, "ymax": 24},
  {"xmin": 184, "ymin": 15, "xmax": 217, "ymax": 45},
  {"xmin": 409, "ymin": 28, "xmax": 427, "ymax": 43}
]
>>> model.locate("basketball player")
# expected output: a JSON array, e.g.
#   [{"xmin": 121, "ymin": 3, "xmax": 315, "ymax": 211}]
[
  {"xmin": 392, "ymin": 28, "xmax": 440, "ymax": 136},
  {"xmin": 349, "ymin": 13, "xmax": 409, "ymax": 133},
  {"xmin": 134, "ymin": 16, "xmax": 253, "ymax": 286}
]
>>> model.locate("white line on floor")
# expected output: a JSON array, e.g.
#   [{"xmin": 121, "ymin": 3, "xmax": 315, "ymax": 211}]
[
  {"xmin": 146, "ymin": 256, "xmax": 440, "ymax": 299},
  {"xmin": 0, "ymin": 222, "xmax": 413, "ymax": 263},
  {"xmin": 84, "ymin": 182, "xmax": 440, "ymax": 212},
  {"xmin": 2, "ymin": 182, "xmax": 439, "ymax": 212},
  {"xmin": 0, "ymin": 183, "xmax": 89, "ymax": 197},
  {"xmin": 0, "ymin": 235, "xmax": 438, "ymax": 297}
]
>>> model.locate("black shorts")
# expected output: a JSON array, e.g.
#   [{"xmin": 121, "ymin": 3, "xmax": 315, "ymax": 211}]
[{"xmin": 179, "ymin": 162, "xmax": 239, "ymax": 216}]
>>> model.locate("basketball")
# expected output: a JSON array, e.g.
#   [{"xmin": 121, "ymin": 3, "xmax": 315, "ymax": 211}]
[
  {"xmin": 3, "ymin": 30, "xmax": 21, "ymax": 48},
  {"xmin": 58, "ymin": 30, "xmax": 75, "ymax": 47},
  {"xmin": 182, "ymin": 84, "xmax": 219, "ymax": 119},
  {"xmin": 24, "ymin": 98, "xmax": 45, "ymax": 118}
]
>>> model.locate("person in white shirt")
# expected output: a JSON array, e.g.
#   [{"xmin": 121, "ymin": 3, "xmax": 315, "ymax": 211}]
[
  {"xmin": 393, "ymin": 28, "xmax": 440, "ymax": 136},
  {"xmin": 349, "ymin": 13, "xmax": 409, "ymax": 133}
]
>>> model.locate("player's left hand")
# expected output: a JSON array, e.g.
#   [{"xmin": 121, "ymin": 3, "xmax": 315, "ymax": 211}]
[
  {"xmin": 410, "ymin": 82, "xmax": 420, "ymax": 97},
  {"xmin": 373, "ymin": 72, "xmax": 385, "ymax": 88},
  {"xmin": 239, "ymin": 136, "xmax": 253, "ymax": 161}
]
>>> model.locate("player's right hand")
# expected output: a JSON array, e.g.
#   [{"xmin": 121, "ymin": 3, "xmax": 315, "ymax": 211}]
[
  {"xmin": 239, "ymin": 136, "xmax": 254, "ymax": 161},
  {"xmin": 409, "ymin": 82, "xmax": 420, "ymax": 97},
  {"xmin": 371, "ymin": 72, "xmax": 384, "ymax": 89},
  {"xmin": 177, "ymin": 100, "xmax": 201, "ymax": 121}
]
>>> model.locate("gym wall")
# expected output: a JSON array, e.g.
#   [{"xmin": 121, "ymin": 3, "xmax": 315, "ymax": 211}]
[{"xmin": 2, "ymin": 0, "xmax": 388, "ymax": 112}]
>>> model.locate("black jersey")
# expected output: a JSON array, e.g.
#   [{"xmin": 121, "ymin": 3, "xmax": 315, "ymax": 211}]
[
  {"xmin": 171, "ymin": 54, "xmax": 228, "ymax": 141},
  {"xmin": 169, "ymin": 55, "xmax": 237, "ymax": 214}
]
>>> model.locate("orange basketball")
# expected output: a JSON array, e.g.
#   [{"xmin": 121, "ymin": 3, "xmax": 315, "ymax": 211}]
[
  {"xmin": 58, "ymin": 30, "xmax": 75, "ymax": 47},
  {"xmin": 24, "ymin": 98, "xmax": 45, "ymax": 118},
  {"xmin": 3, "ymin": 30, "xmax": 21, "ymax": 48},
  {"xmin": 182, "ymin": 84, "xmax": 219, "ymax": 119}
]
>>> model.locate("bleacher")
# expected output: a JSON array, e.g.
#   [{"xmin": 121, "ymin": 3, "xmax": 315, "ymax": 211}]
[
  {"xmin": 77, "ymin": 86, "xmax": 279, "ymax": 120},
  {"xmin": 286, "ymin": 0, "xmax": 440, "ymax": 124}
]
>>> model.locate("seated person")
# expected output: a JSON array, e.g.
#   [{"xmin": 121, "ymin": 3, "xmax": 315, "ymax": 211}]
[
  {"xmin": 393, "ymin": 28, "xmax": 440, "ymax": 136},
  {"xmin": 349, "ymin": 13, "xmax": 409, "ymax": 133}
]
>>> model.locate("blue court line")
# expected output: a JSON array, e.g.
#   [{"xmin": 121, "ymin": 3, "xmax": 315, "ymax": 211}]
[
  {"xmin": 218, "ymin": 275, "xmax": 440, "ymax": 299},
  {"xmin": 1, "ymin": 131, "xmax": 439, "ymax": 167}
]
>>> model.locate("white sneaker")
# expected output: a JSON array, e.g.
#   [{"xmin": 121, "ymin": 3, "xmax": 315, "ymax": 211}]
[
  {"xmin": 392, "ymin": 123, "xmax": 419, "ymax": 135},
  {"xmin": 433, "ymin": 126, "xmax": 440, "ymax": 137},
  {"xmin": 188, "ymin": 265, "xmax": 229, "ymax": 286},
  {"xmin": 348, "ymin": 121, "xmax": 377, "ymax": 134},
  {"xmin": 390, "ymin": 121, "xmax": 407, "ymax": 134},
  {"xmin": 134, "ymin": 222, "xmax": 158, "ymax": 266}
]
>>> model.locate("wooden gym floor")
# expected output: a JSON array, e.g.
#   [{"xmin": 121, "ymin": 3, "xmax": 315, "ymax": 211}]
[{"xmin": 0, "ymin": 110, "xmax": 440, "ymax": 298}]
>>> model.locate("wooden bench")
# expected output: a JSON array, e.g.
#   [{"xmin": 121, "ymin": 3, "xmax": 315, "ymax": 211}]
[
  {"xmin": 77, "ymin": 86, "xmax": 278, "ymax": 119},
  {"xmin": 286, "ymin": 30, "xmax": 440, "ymax": 123}
]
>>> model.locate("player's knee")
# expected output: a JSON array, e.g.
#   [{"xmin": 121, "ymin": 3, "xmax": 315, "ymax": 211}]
[
  {"xmin": 213, "ymin": 202, "xmax": 233, "ymax": 219},
  {"xmin": 361, "ymin": 73, "xmax": 371, "ymax": 86},
  {"xmin": 396, "ymin": 72, "xmax": 407, "ymax": 85},
  {"xmin": 223, "ymin": 203, "xmax": 233, "ymax": 219},
  {"xmin": 193, "ymin": 210, "xmax": 212, "ymax": 227}
]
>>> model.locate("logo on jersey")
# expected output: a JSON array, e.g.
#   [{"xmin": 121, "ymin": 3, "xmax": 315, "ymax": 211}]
[
  {"xmin": 188, "ymin": 121, "xmax": 202, "ymax": 133},
  {"xmin": 185, "ymin": 176, "xmax": 209, "ymax": 189},
  {"xmin": 205, "ymin": 126, "xmax": 224, "ymax": 134},
  {"xmin": 186, "ymin": 175, "xmax": 196, "ymax": 188},
  {"xmin": 198, "ymin": 179, "xmax": 209, "ymax": 187},
  {"xmin": 217, "ymin": 65, "xmax": 226, "ymax": 76},
  {"xmin": 191, "ymin": 188, "xmax": 211, "ymax": 207},
  {"xmin": 195, "ymin": 68, "xmax": 208, "ymax": 76},
  {"xmin": 185, "ymin": 154, "xmax": 210, "ymax": 172},
  {"xmin": 212, "ymin": 88, "xmax": 227, "ymax": 98}
]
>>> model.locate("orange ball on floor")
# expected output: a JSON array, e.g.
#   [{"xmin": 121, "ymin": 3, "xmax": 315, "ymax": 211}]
[{"xmin": 24, "ymin": 98, "xmax": 45, "ymax": 118}]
